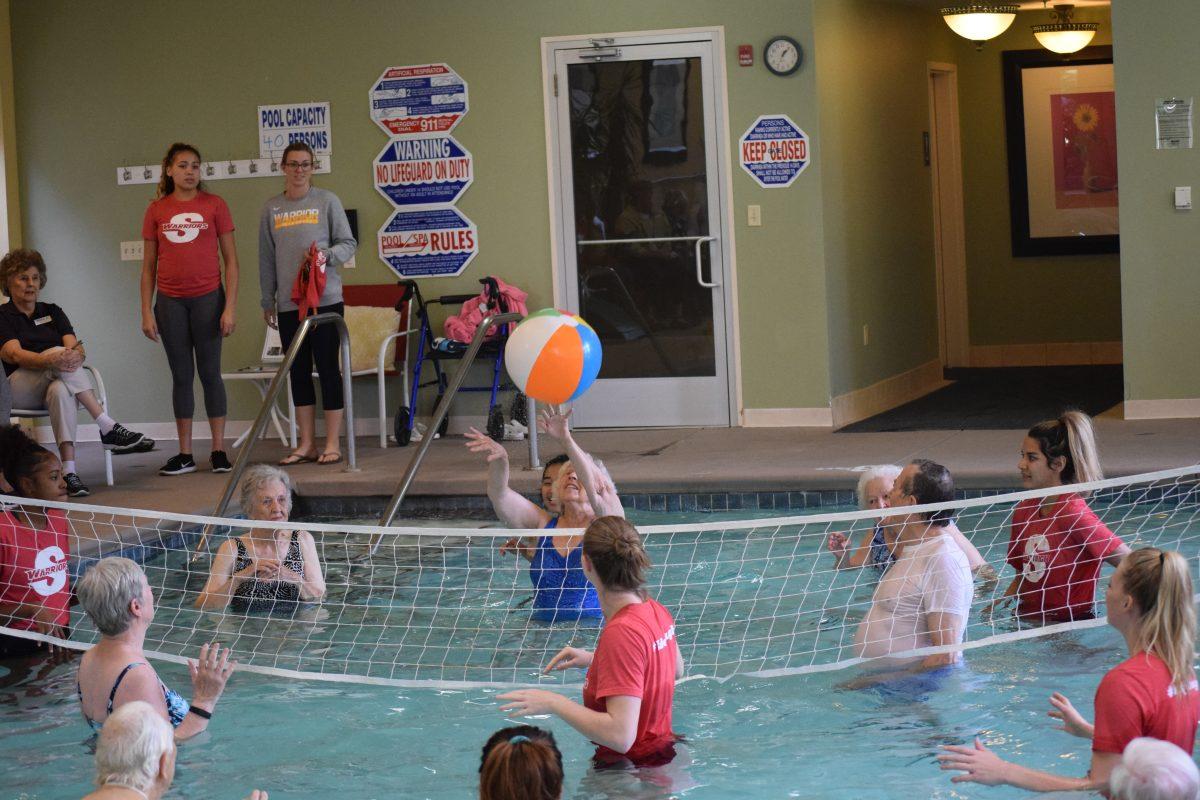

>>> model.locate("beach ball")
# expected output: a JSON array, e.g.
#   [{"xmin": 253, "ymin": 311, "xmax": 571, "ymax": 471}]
[{"xmin": 505, "ymin": 309, "xmax": 603, "ymax": 404}]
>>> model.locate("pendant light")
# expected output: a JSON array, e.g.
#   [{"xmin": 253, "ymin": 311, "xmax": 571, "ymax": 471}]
[
  {"xmin": 1032, "ymin": 4, "xmax": 1098, "ymax": 54},
  {"xmin": 941, "ymin": 4, "xmax": 1020, "ymax": 50}
]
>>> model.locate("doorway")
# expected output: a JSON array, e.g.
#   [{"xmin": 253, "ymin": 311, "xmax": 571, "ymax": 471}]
[
  {"xmin": 927, "ymin": 62, "xmax": 969, "ymax": 367},
  {"xmin": 545, "ymin": 32, "xmax": 736, "ymax": 427}
]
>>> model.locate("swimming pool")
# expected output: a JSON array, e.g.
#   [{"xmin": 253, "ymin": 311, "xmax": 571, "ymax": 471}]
[
  {"xmin": 0, "ymin": 622, "xmax": 1124, "ymax": 799},
  {"xmin": 1, "ymin": 477, "xmax": 1196, "ymax": 799}
]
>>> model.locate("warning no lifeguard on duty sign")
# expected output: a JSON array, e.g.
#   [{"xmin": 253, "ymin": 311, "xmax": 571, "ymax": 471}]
[{"xmin": 739, "ymin": 114, "xmax": 809, "ymax": 188}]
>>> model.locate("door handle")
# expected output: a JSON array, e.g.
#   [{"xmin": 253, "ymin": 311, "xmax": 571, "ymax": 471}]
[{"xmin": 694, "ymin": 236, "xmax": 719, "ymax": 288}]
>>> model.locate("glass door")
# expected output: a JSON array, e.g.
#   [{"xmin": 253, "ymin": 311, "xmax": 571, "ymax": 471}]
[{"xmin": 551, "ymin": 38, "xmax": 732, "ymax": 427}]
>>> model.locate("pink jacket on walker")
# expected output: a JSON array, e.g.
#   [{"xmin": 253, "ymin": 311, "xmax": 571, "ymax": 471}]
[{"xmin": 443, "ymin": 277, "xmax": 529, "ymax": 343}]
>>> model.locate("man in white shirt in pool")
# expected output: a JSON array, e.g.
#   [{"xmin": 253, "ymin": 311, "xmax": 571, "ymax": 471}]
[{"xmin": 853, "ymin": 459, "xmax": 973, "ymax": 673}]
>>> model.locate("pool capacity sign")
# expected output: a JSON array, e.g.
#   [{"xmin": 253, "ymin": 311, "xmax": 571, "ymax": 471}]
[
  {"xmin": 378, "ymin": 207, "xmax": 478, "ymax": 278},
  {"xmin": 739, "ymin": 114, "xmax": 809, "ymax": 188},
  {"xmin": 258, "ymin": 102, "xmax": 331, "ymax": 158},
  {"xmin": 370, "ymin": 63, "xmax": 468, "ymax": 136},
  {"xmin": 373, "ymin": 135, "xmax": 473, "ymax": 207}
]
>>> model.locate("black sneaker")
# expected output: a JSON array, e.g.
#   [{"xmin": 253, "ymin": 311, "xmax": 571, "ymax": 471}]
[
  {"xmin": 158, "ymin": 454, "xmax": 197, "ymax": 476},
  {"xmin": 100, "ymin": 423, "xmax": 147, "ymax": 453},
  {"xmin": 211, "ymin": 451, "xmax": 232, "ymax": 473},
  {"xmin": 64, "ymin": 473, "xmax": 90, "ymax": 497}
]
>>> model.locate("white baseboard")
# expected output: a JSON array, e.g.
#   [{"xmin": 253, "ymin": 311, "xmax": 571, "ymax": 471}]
[
  {"xmin": 970, "ymin": 341, "xmax": 1122, "ymax": 367},
  {"xmin": 740, "ymin": 407, "xmax": 834, "ymax": 427},
  {"xmin": 20, "ymin": 413, "xmax": 490, "ymax": 445},
  {"xmin": 831, "ymin": 359, "xmax": 947, "ymax": 429},
  {"xmin": 1123, "ymin": 399, "xmax": 1200, "ymax": 420}
]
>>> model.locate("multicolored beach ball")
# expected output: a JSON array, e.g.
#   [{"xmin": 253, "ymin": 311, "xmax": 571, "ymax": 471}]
[{"xmin": 504, "ymin": 309, "xmax": 603, "ymax": 404}]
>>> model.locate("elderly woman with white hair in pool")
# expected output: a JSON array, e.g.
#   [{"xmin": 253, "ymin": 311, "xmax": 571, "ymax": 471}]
[
  {"xmin": 76, "ymin": 558, "xmax": 234, "ymax": 740},
  {"xmin": 195, "ymin": 464, "xmax": 325, "ymax": 612}
]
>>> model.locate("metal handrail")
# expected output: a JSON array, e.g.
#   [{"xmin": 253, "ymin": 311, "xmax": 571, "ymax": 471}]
[
  {"xmin": 194, "ymin": 312, "xmax": 357, "ymax": 556},
  {"xmin": 369, "ymin": 309, "xmax": 527, "ymax": 554}
]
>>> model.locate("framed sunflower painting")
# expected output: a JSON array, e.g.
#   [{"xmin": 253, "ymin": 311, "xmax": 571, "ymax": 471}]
[{"xmin": 1002, "ymin": 46, "xmax": 1118, "ymax": 257}]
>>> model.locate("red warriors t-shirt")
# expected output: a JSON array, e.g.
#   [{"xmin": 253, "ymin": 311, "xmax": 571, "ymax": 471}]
[
  {"xmin": 142, "ymin": 192, "xmax": 234, "ymax": 298},
  {"xmin": 0, "ymin": 510, "xmax": 71, "ymax": 630},
  {"xmin": 1093, "ymin": 652, "xmax": 1200, "ymax": 754},
  {"xmin": 582, "ymin": 598, "xmax": 678, "ymax": 764},
  {"xmin": 1007, "ymin": 495, "xmax": 1124, "ymax": 620}
]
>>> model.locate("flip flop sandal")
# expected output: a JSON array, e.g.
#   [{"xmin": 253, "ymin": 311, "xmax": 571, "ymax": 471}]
[
  {"xmin": 279, "ymin": 452, "xmax": 317, "ymax": 466},
  {"xmin": 317, "ymin": 452, "xmax": 343, "ymax": 465}
]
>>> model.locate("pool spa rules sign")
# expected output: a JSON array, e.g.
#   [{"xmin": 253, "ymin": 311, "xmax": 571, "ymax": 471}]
[
  {"xmin": 739, "ymin": 114, "xmax": 809, "ymax": 188},
  {"xmin": 370, "ymin": 64, "xmax": 468, "ymax": 136},
  {"xmin": 373, "ymin": 135, "xmax": 473, "ymax": 207},
  {"xmin": 378, "ymin": 207, "xmax": 478, "ymax": 278}
]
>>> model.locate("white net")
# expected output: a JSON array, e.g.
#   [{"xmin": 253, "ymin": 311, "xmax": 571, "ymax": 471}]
[{"xmin": 1, "ymin": 465, "xmax": 1197, "ymax": 689}]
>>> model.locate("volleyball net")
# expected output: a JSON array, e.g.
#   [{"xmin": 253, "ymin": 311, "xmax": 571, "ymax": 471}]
[{"xmin": 1, "ymin": 465, "xmax": 1197, "ymax": 689}]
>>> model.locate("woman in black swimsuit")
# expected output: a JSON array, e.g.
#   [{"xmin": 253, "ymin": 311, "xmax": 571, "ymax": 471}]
[{"xmin": 195, "ymin": 464, "xmax": 325, "ymax": 611}]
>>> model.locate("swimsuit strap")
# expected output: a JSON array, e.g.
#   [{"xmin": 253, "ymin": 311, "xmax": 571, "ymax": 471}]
[
  {"xmin": 544, "ymin": 516, "xmax": 559, "ymax": 530},
  {"xmin": 107, "ymin": 662, "xmax": 146, "ymax": 714}
]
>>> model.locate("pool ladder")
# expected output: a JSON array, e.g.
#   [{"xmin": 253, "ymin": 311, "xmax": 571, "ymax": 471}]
[
  {"xmin": 194, "ymin": 312, "xmax": 357, "ymax": 557},
  {"xmin": 367, "ymin": 309, "xmax": 538, "ymax": 556}
]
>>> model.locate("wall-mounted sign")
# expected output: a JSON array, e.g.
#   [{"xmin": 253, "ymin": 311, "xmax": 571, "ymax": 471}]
[
  {"xmin": 1156, "ymin": 97, "xmax": 1193, "ymax": 150},
  {"xmin": 739, "ymin": 114, "xmax": 809, "ymax": 188},
  {"xmin": 369, "ymin": 64, "xmax": 468, "ymax": 137},
  {"xmin": 377, "ymin": 207, "xmax": 478, "ymax": 278},
  {"xmin": 258, "ymin": 102, "xmax": 331, "ymax": 158},
  {"xmin": 372, "ymin": 135, "xmax": 473, "ymax": 208}
]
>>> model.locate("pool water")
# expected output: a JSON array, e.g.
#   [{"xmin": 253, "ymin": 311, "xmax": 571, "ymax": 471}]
[
  {"xmin": 0, "ymin": 499, "xmax": 1192, "ymax": 799},
  {"xmin": 0, "ymin": 624, "xmax": 1125, "ymax": 799}
]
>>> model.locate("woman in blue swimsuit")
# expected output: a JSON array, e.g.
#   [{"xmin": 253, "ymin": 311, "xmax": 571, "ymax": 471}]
[
  {"xmin": 466, "ymin": 409, "xmax": 620, "ymax": 621},
  {"xmin": 826, "ymin": 465, "xmax": 902, "ymax": 574},
  {"xmin": 76, "ymin": 557, "xmax": 234, "ymax": 739}
]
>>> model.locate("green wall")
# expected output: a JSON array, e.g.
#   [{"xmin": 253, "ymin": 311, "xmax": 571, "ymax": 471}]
[
  {"xmin": 1112, "ymin": 0, "xmax": 1200, "ymax": 401},
  {"xmin": 814, "ymin": 0, "xmax": 955, "ymax": 397},
  {"xmin": 8, "ymin": 0, "xmax": 831, "ymax": 428},
  {"xmin": 0, "ymin": 0, "xmax": 20, "ymax": 249},
  {"xmin": 952, "ymin": 6, "xmax": 1121, "ymax": 346}
]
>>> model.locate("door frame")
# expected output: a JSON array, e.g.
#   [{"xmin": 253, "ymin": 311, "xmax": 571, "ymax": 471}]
[
  {"xmin": 539, "ymin": 27, "xmax": 742, "ymax": 427},
  {"xmin": 927, "ymin": 62, "xmax": 970, "ymax": 368}
]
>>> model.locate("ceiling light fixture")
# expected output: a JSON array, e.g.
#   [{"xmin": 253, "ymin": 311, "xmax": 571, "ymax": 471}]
[
  {"xmin": 940, "ymin": 3, "xmax": 1020, "ymax": 50},
  {"xmin": 1032, "ymin": 3, "xmax": 1098, "ymax": 54}
]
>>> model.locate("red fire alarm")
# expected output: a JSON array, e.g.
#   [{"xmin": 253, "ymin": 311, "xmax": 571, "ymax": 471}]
[{"xmin": 738, "ymin": 45, "xmax": 753, "ymax": 67}]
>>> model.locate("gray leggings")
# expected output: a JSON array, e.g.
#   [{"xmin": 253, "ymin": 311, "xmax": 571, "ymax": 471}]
[
  {"xmin": 154, "ymin": 288, "xmax": 228, "ymax": 419},
  {"xmin": 0, "ymin": 367, "xmax": 10, "ymax": 423}
]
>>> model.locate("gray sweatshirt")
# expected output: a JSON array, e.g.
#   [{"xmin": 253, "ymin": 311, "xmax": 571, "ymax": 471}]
[{"xmin": 258, "ymin": 187, "xmax": 357, "ymax": 312}]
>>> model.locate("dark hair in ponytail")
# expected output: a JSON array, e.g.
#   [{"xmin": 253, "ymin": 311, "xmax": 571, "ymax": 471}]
[
  {"xmin": 583, "ymin": 516, "xmax": 651, "ymax": 593},
  {"xmin": 1027, "ymin": 410, "xmax": 1103, "ymax": 486},
  {"xmin": 155, "ymin": 142, "xmax": 204, "ymax": 199},
  {"xmin": 479, "ymin": 725, "xmax": 563, "ymax": 800},
  {"xmin": 0, "ymin": 425, "xmax": 54, "ymax": 498}
]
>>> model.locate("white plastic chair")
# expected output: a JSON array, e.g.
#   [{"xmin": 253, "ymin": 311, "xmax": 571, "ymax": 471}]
[{"xmin": 9, "ymin": 365, "xmax": 114, "ymax": 486}]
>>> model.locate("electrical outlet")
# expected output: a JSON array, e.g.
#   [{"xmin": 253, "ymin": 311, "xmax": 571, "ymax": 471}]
[
  {"xmin": 862, "ymin": 324, "xmax": 869, "ymax": 346},
  {"xmin": 120, "ymin": 241, "xmax": 144, "ymax": 261},
  {"xmin": 747, "ymin": 204, "xmax": 762, "ymax": 227}
]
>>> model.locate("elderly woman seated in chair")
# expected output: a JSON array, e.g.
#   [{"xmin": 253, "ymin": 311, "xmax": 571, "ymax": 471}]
[
  {"xmin": 195, "ymin": 464, "xmax": 325, "ymax": 612},
  {"xmin": 0, "ymin": 248, "xmax": 149, "ymax": 497}
]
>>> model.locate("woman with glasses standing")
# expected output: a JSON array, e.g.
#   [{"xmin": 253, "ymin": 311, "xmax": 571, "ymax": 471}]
[{"xmin": 258, "ymin": 143, "xmax": 356, "ymax": 466}]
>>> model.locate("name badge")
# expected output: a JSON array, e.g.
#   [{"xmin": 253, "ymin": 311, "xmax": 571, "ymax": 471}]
[{"xmin": 34, "ymin": 315, "xmax": 52, "ymax": 326}]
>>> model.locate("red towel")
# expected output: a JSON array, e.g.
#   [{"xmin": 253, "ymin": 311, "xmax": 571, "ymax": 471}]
[{"xmin": 290, "ymin": 243, "xmax": 327, "ymax": 319}]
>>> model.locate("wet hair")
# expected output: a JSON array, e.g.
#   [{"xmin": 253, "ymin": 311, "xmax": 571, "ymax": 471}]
[
  {"xmin": 77, "ymin": 557, "xmax": 147, "ymax": 636},
  {"xmin": 582, "ymin": 516, "xmax": 650, "ymax": 593},
  {"xmin": 1120, "ymin": 548, "xmax": 1196, "ymax": 696},
  {"xmin": 0, "ymin": 425, "xmax": 55, "ymax": 498},
  {"xmin": 541, "ymin": 454, "xmax": 569, "ymax": 483},
  {"xmin": 280, "ymin": 141, "xmax": 315, "ymax": 168},
  {"xmin": 0, "ymin": 248, "xmax": 48, "ymax": 292},
  {"xmin": 856, "ymin": 465, "xmax": 901, "ymax": 509},
  {"xmin": 155, "ymin": 142, "xmax": 204, "ymax": 199},
  {"xmin": 905, "ymin": 459, "xmax": 955, "ymax": 527},
  {"xmin": 238, "ymin": 463, "xmax": 294, "ymax": 518},
  {"xmin": 479, "ymin": 725, "xmax": 563, "ymax": 800},
  {"xmin": 1027, "ymin": 410, "xmax": 1103, "ymax": 486},
  {"xmin": 1110, "ymin": 737, "xmax": 1200, "ymax": 800}
]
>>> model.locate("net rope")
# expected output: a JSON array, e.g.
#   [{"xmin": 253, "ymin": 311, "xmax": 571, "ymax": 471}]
[{"xmin": 2, "ymin": 465, "xmax": 1197, "ymax": 689}]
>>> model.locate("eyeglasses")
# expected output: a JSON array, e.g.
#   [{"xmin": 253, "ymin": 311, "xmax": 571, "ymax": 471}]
[{"xmin": 284, "ymin": 161, "xmax": 313, "ymax": 170}]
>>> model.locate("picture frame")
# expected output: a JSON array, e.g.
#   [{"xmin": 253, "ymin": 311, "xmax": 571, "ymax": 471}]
[{"xmin": 1002, "ymin": 46, "xmax": 1118, "ymax": 257}]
